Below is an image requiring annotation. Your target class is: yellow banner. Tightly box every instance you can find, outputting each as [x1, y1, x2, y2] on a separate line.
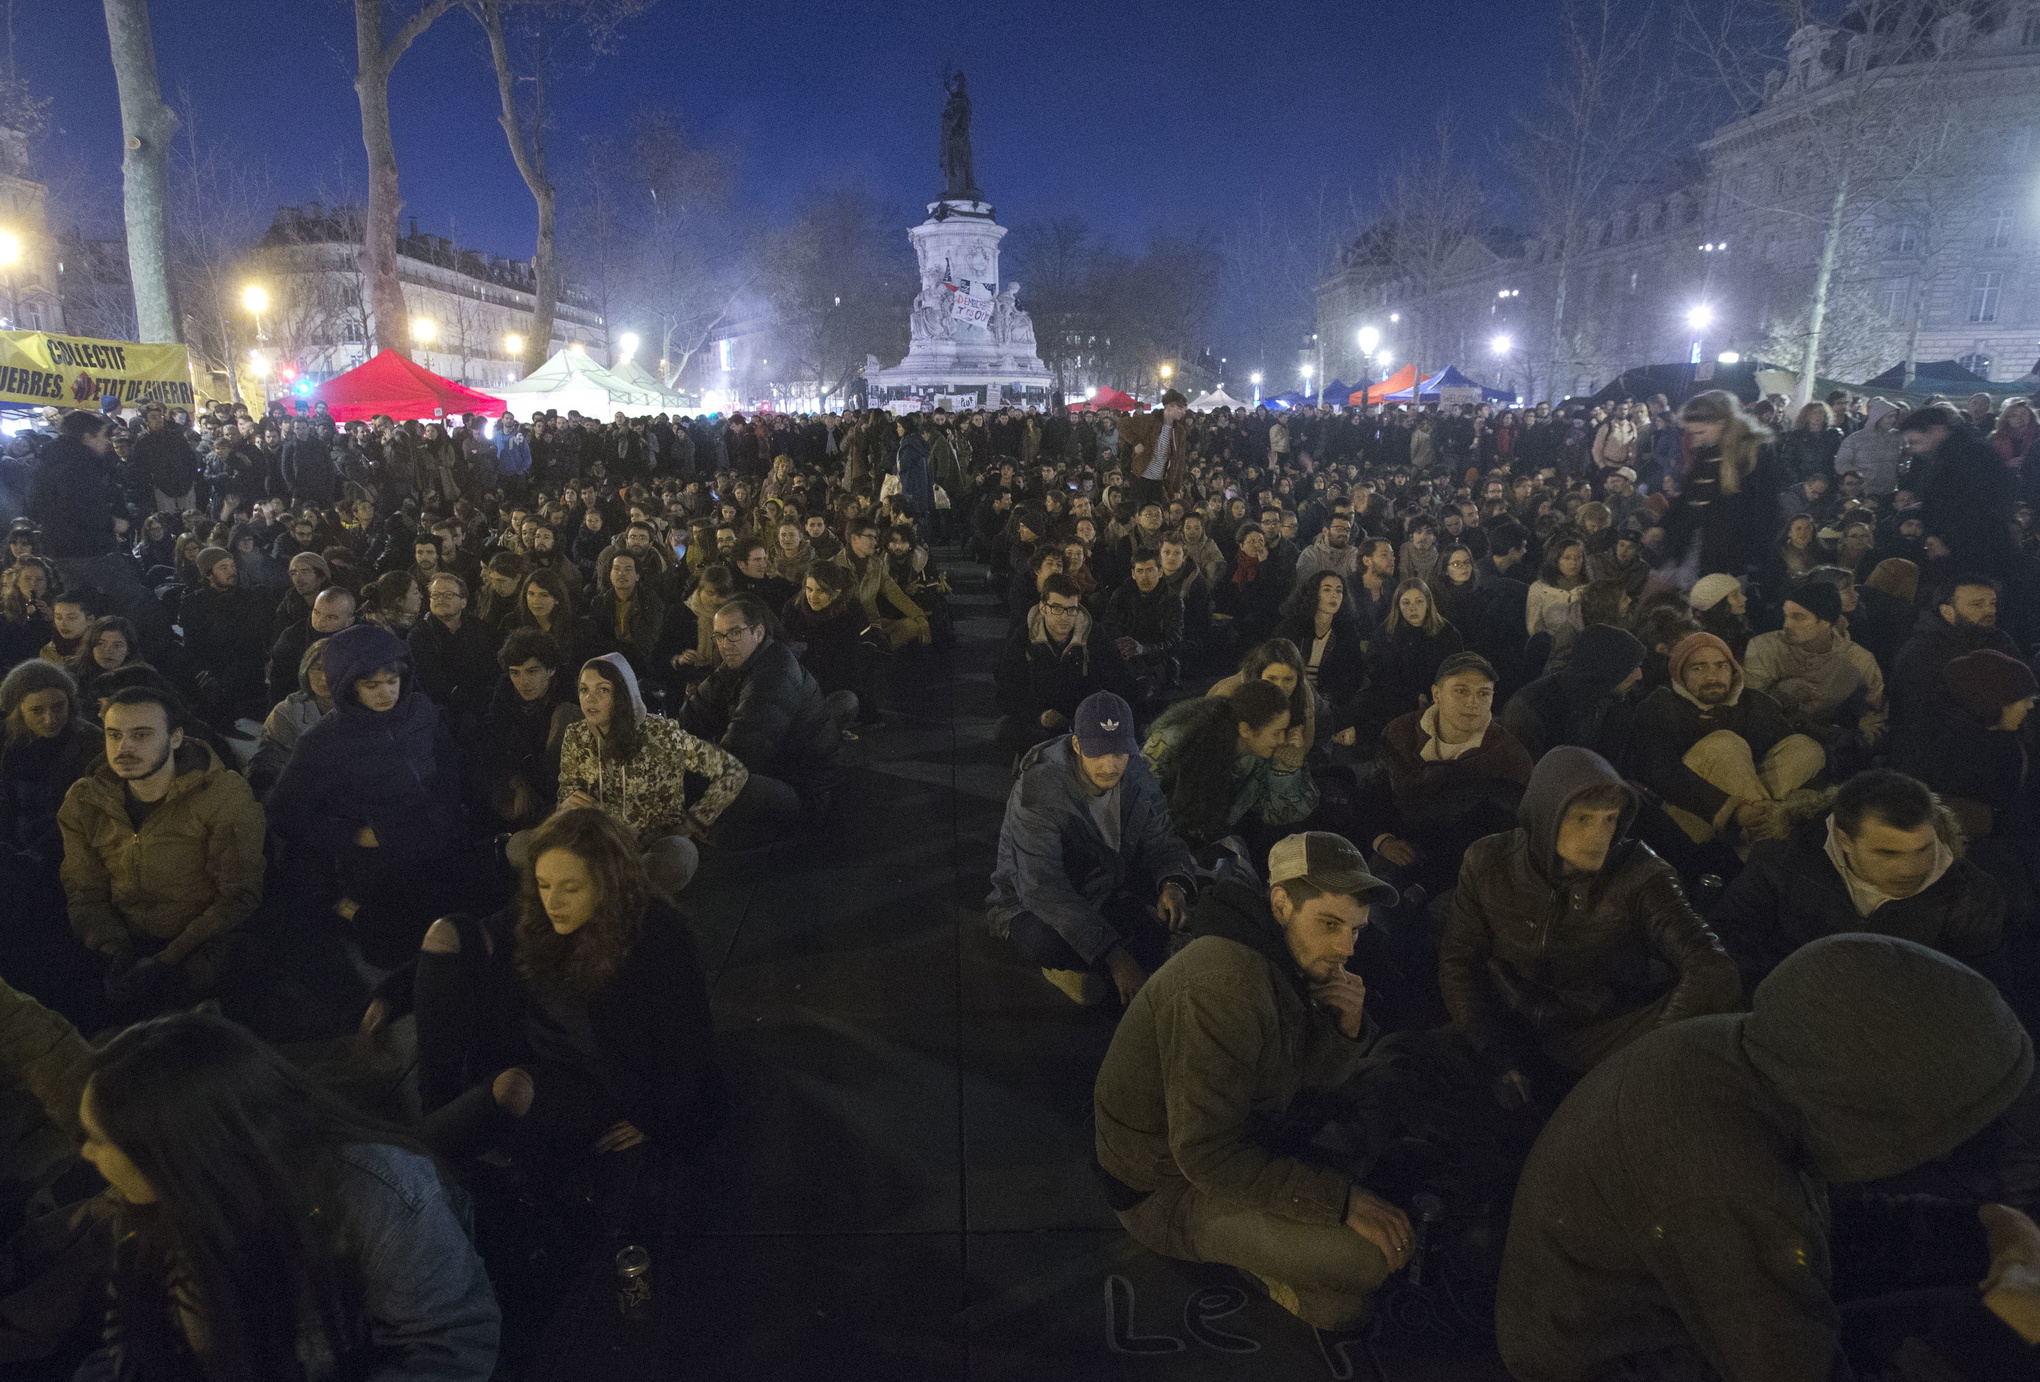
[0, 330, 194, 409]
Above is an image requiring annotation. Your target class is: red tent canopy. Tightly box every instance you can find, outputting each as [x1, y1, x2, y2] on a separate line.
[311, 350, 506, 423]
[1068, 387, 1145, 412]
[1349, 364, 1418, 405]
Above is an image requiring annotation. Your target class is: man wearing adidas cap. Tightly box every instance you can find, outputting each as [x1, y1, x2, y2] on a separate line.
[1092, 830, 1412, 1331]
[985, 691, 1197, 1007]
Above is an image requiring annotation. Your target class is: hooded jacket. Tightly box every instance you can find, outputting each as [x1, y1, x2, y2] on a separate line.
[1093, 878, 1376, 1225]
[1631, 634, 1801, 823]
[266, 622, 464, 861]
[1439, 747, 1739, 1074]
[1502, 624, 1643, 763]
[57, 740, 266, 962]
[556, 653, 748, 839]
[984, 735, 1195, 962]
[1497, 934, 2032, 1382]
[1292, 532, 1361, 584]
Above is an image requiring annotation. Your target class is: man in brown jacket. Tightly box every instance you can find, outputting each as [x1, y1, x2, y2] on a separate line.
[1115, 390, 1191, 510]
[57, 685, 266, 1014]
[1093, 832, 1412, 1331]
[1439, 745, 1739, 1113]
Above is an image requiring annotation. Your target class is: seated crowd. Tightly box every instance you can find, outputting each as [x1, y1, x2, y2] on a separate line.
[0, 384, 2038, 1376]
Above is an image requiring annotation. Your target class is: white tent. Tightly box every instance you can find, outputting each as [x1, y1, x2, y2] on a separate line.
[609, 358, 699, 410]
[493, 348, 665, 418]
[1189, 388, 1247, 411]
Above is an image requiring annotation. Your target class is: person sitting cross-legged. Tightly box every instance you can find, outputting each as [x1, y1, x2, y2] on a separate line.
[985, 691, 1196, 1008]
[1103, 548, 1184, 706]
[1092, 832, 1412, 1332]
[994, 572, 1132, 756]
[1439, 746, 1740, 1114]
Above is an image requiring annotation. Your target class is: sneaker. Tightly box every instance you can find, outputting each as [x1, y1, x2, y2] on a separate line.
[1237, 1267, 1306, 1320]
[1040, 967, 1108, 1005]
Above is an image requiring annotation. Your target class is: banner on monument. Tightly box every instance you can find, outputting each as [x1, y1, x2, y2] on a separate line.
[0, 330, 195, 409]
[943, 278, 994, 327]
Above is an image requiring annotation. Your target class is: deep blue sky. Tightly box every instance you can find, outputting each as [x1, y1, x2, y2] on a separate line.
[24, 0, 1550, 257]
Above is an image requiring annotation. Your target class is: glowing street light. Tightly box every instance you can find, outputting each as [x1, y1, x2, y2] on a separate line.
[503, 332, 523, 357]
[1159, 363, 1174, 381]
[1686, 304, 1714, 330]
[1357, 325, 1380, 354]
[1389, 312, 1401, 323]
[246, 351, 270, 379]
[1491, 333, 1513, 355]
[410, 318, 436, 345]
[241, 284, 268, 315]
[1717, 351, 1742, 364]
[617, 331, 640, 360]
[568, 340, 586, 355]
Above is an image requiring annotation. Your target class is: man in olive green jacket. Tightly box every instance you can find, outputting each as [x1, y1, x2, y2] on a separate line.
[57, 686, 265, 1010]
[1093, 832, 1413, 1331]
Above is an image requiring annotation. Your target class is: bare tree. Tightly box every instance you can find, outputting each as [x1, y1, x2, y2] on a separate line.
[167, 93, 273, 402]
[353, 0, 459, 357]
[101, 0, 178, 342]
[757, 187, 911, 407]
[1222, 182, 1362, 386]
[1005, 216, 1095, 395]
[1370, 117, 1486, 379]
[1511, 0, 1673, 408]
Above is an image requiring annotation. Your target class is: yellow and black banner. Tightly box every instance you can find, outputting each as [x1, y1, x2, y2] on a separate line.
[0, 330, 194, 409]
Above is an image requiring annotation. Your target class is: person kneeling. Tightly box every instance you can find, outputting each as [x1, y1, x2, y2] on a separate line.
[411, 808, 726, 1206]
[985, 691, 1196, 1007]
[1439, 747, 1740, 1113]
[1093, 832, 1411, 1331]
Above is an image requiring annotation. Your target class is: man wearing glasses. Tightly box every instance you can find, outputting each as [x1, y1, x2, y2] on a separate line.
[408, 573, 500, 724]
[995, 573, 1133, 756]
[682, 595, 842, 828]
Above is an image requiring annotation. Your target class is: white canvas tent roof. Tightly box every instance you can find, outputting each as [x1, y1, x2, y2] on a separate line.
[609, 358, 697, 409]
[493, 348, 665, 417]
[1189, 389, 1246, 410]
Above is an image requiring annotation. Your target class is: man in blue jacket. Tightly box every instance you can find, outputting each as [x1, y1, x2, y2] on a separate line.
[985, 691, 1196, 1007]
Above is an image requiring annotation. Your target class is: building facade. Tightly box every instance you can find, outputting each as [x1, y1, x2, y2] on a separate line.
[249, 205, 606, 389]
[0, 123, 65, 335]
[1317, 2, 2040, 401]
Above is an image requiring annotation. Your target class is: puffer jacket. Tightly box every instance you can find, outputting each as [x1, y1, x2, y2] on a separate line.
[1093, 878, 1376, 1224]
[57, 741, 266, 961]
[266, 622, 464, 862]
[679, 640, 839, 808]
[984, 735, 1195, 962]
[1439, 746, 1739, 1074]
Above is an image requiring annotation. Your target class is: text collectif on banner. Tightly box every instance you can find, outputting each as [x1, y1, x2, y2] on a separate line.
[0, 330, 195, 409]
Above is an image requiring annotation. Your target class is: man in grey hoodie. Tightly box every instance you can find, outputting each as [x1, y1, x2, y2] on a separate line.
[1499, 933, 2035, 1381]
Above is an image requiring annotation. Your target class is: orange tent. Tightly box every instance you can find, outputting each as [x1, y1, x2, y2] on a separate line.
[1349, 365, 1417, 405]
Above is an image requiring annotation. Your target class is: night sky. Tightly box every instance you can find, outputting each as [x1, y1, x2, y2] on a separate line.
[25, 0, 1548, 257]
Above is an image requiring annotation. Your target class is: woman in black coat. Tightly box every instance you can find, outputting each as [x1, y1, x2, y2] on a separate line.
[406, 807, 726, 1189]
[1356, 577, 1464, 743]
[1271, 569, 1368, 708]
[781, 563, 877, 724]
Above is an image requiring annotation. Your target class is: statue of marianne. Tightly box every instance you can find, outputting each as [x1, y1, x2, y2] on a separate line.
[939, 71, 980, 199]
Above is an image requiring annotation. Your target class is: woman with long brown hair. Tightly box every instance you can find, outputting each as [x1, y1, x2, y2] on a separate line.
[1667, 389, 1779, 583]
[407, 807, 726, 1188]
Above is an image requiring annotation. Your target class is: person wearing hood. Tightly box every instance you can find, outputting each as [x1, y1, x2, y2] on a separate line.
[1711, 769, 2005, 999]
[1890, 574, 2022, 733]
[680, 595, 840, 826]
[544, 653, 748, 898]
[1632, 631, 1826, 849]
[995, 572, 1133, 754]
[1890, 649, 2038, 841]
[985, 691, 1196, 1008]
[1092, 832, 1410, 1332]
[1502, 623, 1644, 763]
[248, 637, 336, 796]
[1439, 747, 1738, 1111]
[1497, 933, 2035, 1382]
[266, 621, 467, 965]
[1741, 579, 1887, 749]
[58, 684, 266, 1017]
[1686, 571, 1751, 661]
[1835, 396, 1905, 495]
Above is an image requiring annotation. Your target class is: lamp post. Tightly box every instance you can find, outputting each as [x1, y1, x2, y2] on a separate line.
[617, 331, 639, 368]
[1159, 361, 1173, 404]
[1356, 325, 1380, 403]
[1686, 304, 1713, 366]
[0, 230, 22, 331]
[1250, 371, 1262, 406]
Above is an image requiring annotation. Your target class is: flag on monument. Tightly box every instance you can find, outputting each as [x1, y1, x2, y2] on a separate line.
[943, 278, 994, 327]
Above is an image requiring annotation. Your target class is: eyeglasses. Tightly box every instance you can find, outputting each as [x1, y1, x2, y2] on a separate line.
[1043, 602, 1080, 615]
[711, 624, 759, 644]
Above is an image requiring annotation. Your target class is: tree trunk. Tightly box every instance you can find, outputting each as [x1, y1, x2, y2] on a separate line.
[476, 0, 555, 373]
[1545, 247, 1571, 403]
[101, 0, 179, 344]
[353, 0, 455, 360]
[1796, 174, 1850, 409]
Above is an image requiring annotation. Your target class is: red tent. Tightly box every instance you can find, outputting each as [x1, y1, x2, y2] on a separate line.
[311, 350, 506, 423]
[1349, 364, 1418, 405]
[1068, 386, 1145, 412]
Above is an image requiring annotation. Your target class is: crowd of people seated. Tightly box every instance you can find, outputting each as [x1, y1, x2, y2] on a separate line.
[985, 384, 2040, 1377]
[0, 381, 2039, 1377]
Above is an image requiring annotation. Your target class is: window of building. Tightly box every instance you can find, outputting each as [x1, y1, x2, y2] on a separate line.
[1892, 221, 1919, 254]
[1846, 36, 1867, 71]
[1882, 280, 1910, 323]
[1986, 208, 2013, 249]
[2024, 11, 2040, 46]
[1629, 270, 1639, 293]
[1958, 352, 1993, 378]
[1969, 271, 2003, 323]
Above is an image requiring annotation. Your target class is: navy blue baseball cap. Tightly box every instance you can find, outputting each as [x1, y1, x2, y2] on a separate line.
[1073, 691, 1138, 756]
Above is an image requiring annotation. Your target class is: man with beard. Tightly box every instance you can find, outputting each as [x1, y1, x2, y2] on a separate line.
[58, 685, 265, 1016]
[1632, 632, 1827, 849]
[1293, 513, 1361, 585]
[1890, 575, 2022, 732]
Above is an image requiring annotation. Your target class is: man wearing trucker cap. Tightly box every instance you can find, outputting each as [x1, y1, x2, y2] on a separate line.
[1091, 830, 1411, 1330]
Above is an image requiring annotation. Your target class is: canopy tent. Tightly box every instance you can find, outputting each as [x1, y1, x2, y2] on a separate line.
[1067, 386, 1145, 412]
[609, 358, 699, 410]
[1863, 358, 1990, 392]
[1377, 365, 1516, 404]
[1587, 360, 1818, 408]
[1264, 391, 1306, 409]
[1349, 364, 1419, 404]
[1188, 388, 1246, 410]
[311, 350, 505, 423]
[492, 348, 665, 418]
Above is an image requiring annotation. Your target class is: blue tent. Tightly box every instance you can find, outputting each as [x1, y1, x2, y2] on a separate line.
[1264, 391, 1305, 409]
[1379, 364, 1517, 404]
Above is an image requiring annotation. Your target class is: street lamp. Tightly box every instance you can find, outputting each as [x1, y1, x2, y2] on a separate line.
[246, 350, 269, 379]
[1686, 304, 1714, 331]
[1717, 351, 1742, 364]
[1250, 371, 1262, 405]
[1357, 325, 1380, 355]
[0, 230, 22, 329]
[1491, 334, 1513, 355]
[503, 332, 523, 358]
[617, 331, 640, 362]
[410, 318, 436, 346]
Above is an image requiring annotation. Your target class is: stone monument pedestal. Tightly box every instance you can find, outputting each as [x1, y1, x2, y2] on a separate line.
[869, 197, 1052, 411]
